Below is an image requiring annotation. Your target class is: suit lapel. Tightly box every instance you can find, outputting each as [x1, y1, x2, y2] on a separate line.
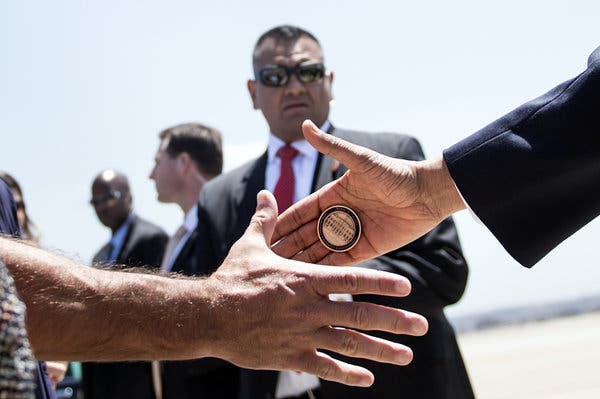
[234, 151, 268, 231]
[117, 216, 137, 263]
[170, 229, 198, 275]
[234, 130, 343, 225]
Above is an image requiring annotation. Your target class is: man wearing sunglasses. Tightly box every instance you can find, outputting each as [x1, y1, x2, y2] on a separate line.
[195, 25, 473, 399]
[83, 169, 168, 399]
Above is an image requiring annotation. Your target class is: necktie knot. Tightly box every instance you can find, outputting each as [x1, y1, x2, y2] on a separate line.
[160, 225, 188, 273]
[277, 145, 299, 162]
[174, 225, 188, 240]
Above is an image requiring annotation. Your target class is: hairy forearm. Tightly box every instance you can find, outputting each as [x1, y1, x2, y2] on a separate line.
[0, 237, 218, 361]
[417, 156, 466, 220]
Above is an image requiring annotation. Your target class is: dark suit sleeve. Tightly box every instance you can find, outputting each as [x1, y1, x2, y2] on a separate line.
[356, 136, 468, 314]
[444, 58, 600, 267]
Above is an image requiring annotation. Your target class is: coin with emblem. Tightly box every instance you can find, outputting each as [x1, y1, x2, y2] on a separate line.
[317, 205, 361, 252]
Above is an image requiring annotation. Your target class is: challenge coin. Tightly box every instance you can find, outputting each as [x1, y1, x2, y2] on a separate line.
[317, 205, 361, 252]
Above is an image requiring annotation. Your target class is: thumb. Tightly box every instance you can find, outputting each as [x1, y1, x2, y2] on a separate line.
[245, 190, 278, 246]
[302, 119, 374, 174]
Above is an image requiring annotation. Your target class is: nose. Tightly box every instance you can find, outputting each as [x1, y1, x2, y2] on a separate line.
[283, 73, 306, 96]
[149, 166, 156, 180]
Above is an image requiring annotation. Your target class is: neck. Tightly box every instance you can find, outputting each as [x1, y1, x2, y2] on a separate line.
[179, 195, 197, 215]
[175, 170, 206, 215]
[110, 213, 130, 235]
[178, 179, 205, 215]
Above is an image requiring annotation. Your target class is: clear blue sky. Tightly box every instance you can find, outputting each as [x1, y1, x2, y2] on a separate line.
[2, 0, 599, 317]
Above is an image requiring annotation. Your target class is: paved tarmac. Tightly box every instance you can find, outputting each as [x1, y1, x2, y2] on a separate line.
[458, 311, 600, 398]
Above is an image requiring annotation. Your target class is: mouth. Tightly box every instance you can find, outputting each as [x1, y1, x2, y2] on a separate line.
[282, 102, 309, 112]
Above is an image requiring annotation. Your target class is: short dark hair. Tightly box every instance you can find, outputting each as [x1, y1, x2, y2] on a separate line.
[159, 123, 223, 179]
[252, 25, 322, 71]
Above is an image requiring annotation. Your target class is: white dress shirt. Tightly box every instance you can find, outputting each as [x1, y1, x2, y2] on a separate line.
[265, 124, 325, 206]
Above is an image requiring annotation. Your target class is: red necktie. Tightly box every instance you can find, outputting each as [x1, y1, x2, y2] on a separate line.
[274, 144, 299, 213]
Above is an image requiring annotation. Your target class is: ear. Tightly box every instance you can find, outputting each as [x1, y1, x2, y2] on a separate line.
[177, 152, 192, 174]
[125, 191, 133, 207]
[247, 79, 259, 110]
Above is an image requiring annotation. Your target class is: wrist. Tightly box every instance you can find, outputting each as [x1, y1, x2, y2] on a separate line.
[194, 272, 245, 364]
[417, 156, 466, 220]
[153, 277, 221, 360]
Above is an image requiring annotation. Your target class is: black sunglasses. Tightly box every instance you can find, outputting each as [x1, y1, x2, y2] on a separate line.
[257, 62, 325, 87]
[90, 190, 122, 206]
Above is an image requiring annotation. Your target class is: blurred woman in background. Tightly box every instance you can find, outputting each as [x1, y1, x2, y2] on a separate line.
[0, 171, 68, 389]
[0, 172, 41, 243]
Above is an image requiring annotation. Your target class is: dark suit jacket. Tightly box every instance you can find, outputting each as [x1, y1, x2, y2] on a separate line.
[82, 216, 167, 399]
[444, 46, 600, 267]
[161, 228, 241, 399]
[197, 127, 474, 399]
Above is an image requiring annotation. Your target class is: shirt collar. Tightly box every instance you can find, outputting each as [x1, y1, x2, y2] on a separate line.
[267, 120, 330, 163]
[110, 212, 135, 245]
[183, 203, 198, 232]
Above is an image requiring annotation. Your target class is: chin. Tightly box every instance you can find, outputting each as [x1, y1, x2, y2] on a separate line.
[157, 194, 173, 204]
[100, 220, 114, 229]
[279, 131, 305, 143]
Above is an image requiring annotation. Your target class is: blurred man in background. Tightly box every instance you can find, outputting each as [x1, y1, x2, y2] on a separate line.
[148, 122, 225, 399]
[82, 169, 168, 399]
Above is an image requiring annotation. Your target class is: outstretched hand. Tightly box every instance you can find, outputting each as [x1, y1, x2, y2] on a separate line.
[272, 120, 465, 266]
[207, 190, 428, 387]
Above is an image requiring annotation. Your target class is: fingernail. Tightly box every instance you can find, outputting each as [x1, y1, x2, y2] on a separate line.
[331, 160, 340, 173]
[412, 316, 428, 335]
[395, 279, 411, 295]
[256, 190, 273, 209]
[395, 347, 413, 365]
[358, 374, 374, 387]
[304, 119, 316, 130]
